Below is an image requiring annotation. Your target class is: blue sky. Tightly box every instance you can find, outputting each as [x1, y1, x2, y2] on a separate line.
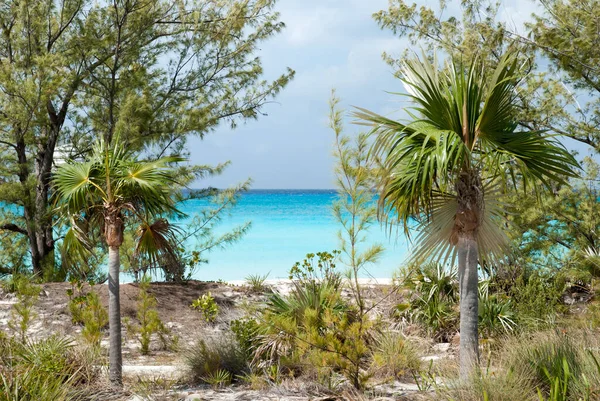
[189, 0, 595, 190]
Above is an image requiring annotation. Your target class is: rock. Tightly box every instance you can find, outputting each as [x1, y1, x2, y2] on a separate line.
[432, 342, 450, 353]
[185, 394, 204, 401]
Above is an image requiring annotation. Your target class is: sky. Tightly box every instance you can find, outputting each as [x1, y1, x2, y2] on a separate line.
[188, 0, 596, 190]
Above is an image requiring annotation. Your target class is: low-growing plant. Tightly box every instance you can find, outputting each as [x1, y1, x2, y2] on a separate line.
[245, 272, 270, 293]
[509, 271, 565, 330]
[396, 264, 459, 341]
[66, 280, 108, 347]
[230, 317, 261, 362]
[371, 331, 421, 380]
[202, 369, 232, 389]
[8, 276, 40, 341]
[478, 292, 517, 339]
[288, 250, 342, 289]
[503, 330, 600, 400]
[256, 251, 373, 389]
[0, 335, 101, 401]
[126, 275, 173, 355]
[191, 292, 219, 323]
[185, 335, 248, 384]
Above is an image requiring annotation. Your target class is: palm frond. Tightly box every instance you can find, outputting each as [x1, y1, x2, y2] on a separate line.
[135, 219, 181, 273]
[409, 181, 510, 265]
[53, 161, 105, 212]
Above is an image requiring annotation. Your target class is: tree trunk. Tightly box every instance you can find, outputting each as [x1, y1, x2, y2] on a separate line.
[453, 171, 483, 381]
[108, 245, 123, 386]
[457, 233, 479, 380]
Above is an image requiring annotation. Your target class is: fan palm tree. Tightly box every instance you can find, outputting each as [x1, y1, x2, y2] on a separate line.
[354, 52, 579, 379]
[53, 138, 184, 386]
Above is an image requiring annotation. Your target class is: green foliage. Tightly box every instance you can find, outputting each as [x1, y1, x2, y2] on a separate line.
[202, 369, 232, 389]
[257, 252, 372, 389]
[288, 251, 342, 289]
[509, 271, 565, 329]
[371, 0, 596, 153]
[230, 318, 261, 362]
[0, 336, 100, 401]
[191, 292, 219, 323]
[0, 0, 293, 278]
[478, 294, 516, 338]
[397, 264, 459, 341]
[505, 331, 600, 400]
[370, 331, 421, 380]
[185, 336, 248, 384]
[329, 90, 385, 313]
[7, 276, 40, 342]
[244, 272, 270, 293]
[125, 276, 172, 355]
[66, 280, 108, 347]
[530, 0, 600, 151]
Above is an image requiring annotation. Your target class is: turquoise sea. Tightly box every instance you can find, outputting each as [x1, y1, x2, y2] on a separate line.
[175, 190, 410, 281]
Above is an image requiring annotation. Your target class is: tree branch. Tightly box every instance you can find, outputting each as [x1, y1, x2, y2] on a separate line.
[0, 223, 28, 236]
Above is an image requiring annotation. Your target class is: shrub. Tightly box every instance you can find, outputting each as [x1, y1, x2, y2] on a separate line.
[230, 317, 261, 362]
[503, 330, 600, 400]
[478, 293, 517, 339]
[0, 335, 100, 401]
[256, 252, 373, 389]
[244, 272, 270, 293]
[509, 271, 564, 329]
[191, 292, 219, 323]
[66, 280, 108, 347]
[396, 264, 459, 341]
[370, 331, 421, 380]
[185, 335, 248, 384]
[7, 276, 40, 341]
[125, 276, 173, 355]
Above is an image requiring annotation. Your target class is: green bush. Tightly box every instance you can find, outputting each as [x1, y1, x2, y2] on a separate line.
[509, 271, 565, 329]
[191, 292, 219, 323]
[244, 273, 270, 293]
[504, 331, 600, 400]
[125, 276, 173, 354]
[66, 281, 108, 347]
[185, 336, 248, 384]
[396, 264, 459, 341]
[478, 293, 517, 338]
[370, 331, 421, 380]
[0, 336, 100, 401]
[7, 276, 40, 341]
[230, 317, 261, 362]
[255, 251, 373, 389]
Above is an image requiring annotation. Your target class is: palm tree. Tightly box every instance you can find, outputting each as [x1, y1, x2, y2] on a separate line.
[54, 138, 184, 386]
[354, 52, 579, 379]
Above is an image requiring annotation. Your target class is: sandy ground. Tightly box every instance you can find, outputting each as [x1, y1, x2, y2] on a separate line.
[0, 279, 446, 400]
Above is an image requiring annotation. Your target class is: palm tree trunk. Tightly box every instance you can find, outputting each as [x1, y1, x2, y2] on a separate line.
[108, 245, 123, 386]
[457, 232, 479, 380]
[454, 171, 482, 381]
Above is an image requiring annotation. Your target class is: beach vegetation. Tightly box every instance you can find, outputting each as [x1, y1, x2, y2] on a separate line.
[8, 276, 40, 342]
[66, 280, 108, 347]
[0, 335, 101, 401]
[185, 335, 248, 385]
[355, 51, 580, 379]
[0, 0, 293, 280]
[124, 275, 171, 355]
[191, 292, 220, 323]
[245, 272, 270, 293]
[53, 137, 184, 386]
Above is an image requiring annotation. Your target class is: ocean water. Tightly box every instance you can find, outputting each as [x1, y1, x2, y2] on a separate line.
[177, 190, 410, 281]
